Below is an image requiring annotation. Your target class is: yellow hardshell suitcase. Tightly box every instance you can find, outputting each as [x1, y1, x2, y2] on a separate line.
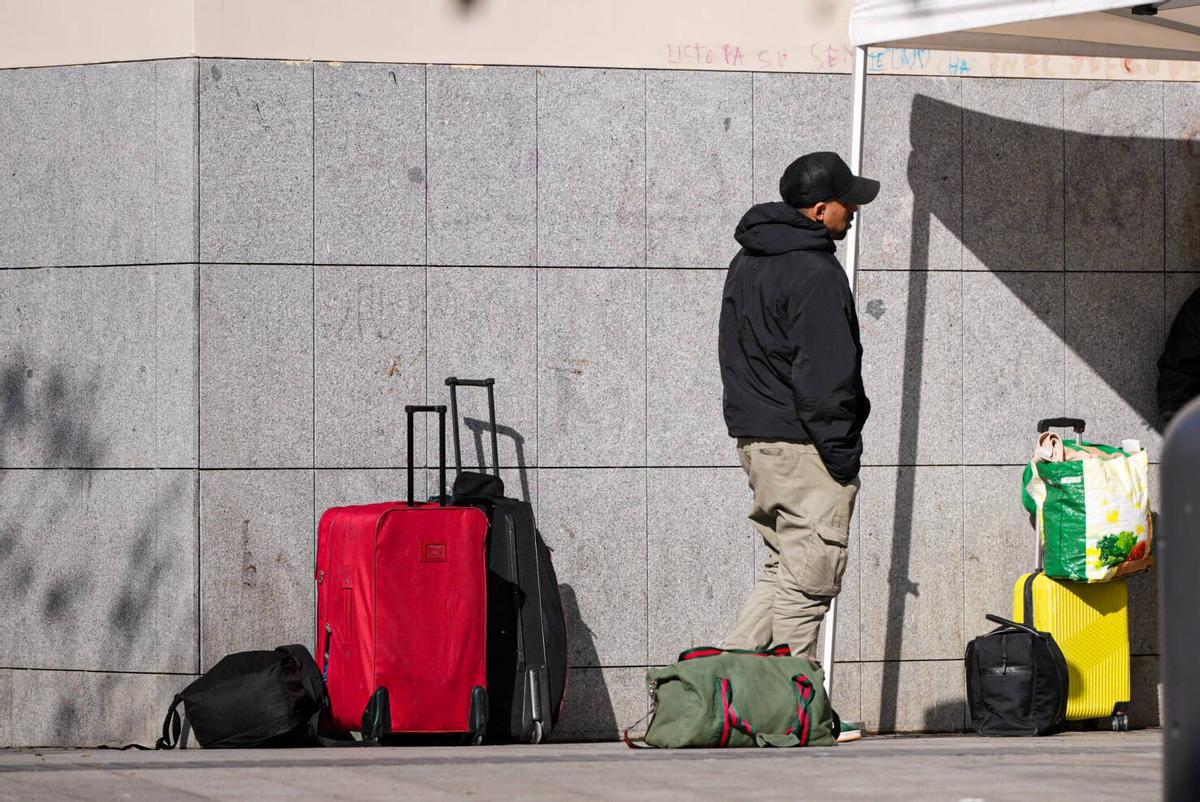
[1013, 571, 1130, 729]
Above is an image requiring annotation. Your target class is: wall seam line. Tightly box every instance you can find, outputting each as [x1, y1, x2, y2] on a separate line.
[643, 68, 651, 675]
[311, 60, 318, 644]
[194, 55, 202, 675]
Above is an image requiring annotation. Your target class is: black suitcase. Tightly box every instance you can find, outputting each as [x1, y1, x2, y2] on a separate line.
[444, 377, 568, 744]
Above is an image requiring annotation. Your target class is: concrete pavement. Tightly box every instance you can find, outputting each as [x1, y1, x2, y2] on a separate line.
[0, 730, 1160, 801]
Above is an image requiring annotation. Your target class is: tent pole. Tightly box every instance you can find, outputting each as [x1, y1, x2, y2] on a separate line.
[822, 44, 868, 705]
[844, 44, 868, 295]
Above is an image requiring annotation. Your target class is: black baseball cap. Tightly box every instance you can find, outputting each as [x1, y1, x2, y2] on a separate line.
[779, 152, 879, 208]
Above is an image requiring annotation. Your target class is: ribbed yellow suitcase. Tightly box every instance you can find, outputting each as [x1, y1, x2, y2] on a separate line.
[1013, 571, 1130, 729]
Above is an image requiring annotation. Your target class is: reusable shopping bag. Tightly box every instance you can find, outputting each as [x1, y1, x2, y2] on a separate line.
[1022, 438, 1153, 583]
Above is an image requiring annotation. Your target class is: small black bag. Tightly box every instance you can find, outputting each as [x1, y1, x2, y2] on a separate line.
[965, 614, 1068, 736]
[158, 644, 328, 749]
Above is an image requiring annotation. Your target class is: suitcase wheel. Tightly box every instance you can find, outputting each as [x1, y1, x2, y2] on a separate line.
[468, 686, 489, 746]
[1111, 713, 1130, 732]
[529, 721, 544, 745]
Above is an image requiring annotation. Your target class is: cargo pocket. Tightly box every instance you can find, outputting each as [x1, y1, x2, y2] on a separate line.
[798, 522, 849, 598]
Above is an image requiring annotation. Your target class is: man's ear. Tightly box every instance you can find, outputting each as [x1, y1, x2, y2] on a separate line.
[811, 201, 828, 221]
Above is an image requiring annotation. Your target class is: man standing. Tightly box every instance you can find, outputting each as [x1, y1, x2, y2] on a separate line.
[718, 152, 876, 663]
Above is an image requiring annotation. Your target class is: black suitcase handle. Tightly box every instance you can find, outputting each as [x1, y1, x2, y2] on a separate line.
[445, 377, 500, 478]
[405, 404, 448, 506]
[1037, 417, 1085, 435]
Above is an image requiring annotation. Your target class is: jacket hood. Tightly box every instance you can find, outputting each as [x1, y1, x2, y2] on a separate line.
[734, 202, 836, 256]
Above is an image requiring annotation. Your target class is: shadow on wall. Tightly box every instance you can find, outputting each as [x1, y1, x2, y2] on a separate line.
[0, 350, 190, 743]
[1, 356, 107, 468]
[554, 583, 618, 740]
[462, 416, 533, 502]
[869, 94, 1184, 733]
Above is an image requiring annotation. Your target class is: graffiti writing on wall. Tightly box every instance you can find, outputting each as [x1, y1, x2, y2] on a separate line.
[665, 43, 791, 69]
[663, 41, 973, 75]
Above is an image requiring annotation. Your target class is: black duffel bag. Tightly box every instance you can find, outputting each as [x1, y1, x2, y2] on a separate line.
[965, 614, 1068, 736]
[158, 644, 328, 749]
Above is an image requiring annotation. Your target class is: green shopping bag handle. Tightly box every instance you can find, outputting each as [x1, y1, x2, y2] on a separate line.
[1037, 418, 1085, 435]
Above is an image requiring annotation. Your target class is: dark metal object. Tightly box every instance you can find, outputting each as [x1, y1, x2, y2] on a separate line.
[1161, 398, 1200, 801]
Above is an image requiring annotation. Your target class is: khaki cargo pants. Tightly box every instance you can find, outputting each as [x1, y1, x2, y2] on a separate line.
[723, 438, 859, 661]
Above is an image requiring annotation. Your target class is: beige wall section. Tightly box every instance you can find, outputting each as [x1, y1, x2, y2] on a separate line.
[0, 0, 194, 68]
[5, 0, 1200, 79]
[194, 0, 851, 73]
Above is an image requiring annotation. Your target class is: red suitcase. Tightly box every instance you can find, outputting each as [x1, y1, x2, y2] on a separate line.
[316, 405, 490, 741]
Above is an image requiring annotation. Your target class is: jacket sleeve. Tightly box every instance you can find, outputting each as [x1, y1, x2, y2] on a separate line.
[785, 269, 865, 484]
[1158, 288, 1200, 428]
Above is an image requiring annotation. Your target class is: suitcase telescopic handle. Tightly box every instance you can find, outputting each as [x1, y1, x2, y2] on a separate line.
[405, 405, 448, 507]
[1037, 417, 1085, 435]
[444, 377, 501, 478]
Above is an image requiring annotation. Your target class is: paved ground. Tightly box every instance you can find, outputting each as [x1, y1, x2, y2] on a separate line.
[0, 730, 1160, 801]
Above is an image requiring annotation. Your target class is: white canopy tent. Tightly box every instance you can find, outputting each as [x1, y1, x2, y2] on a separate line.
[841, 0, 1200, 294]
[822, 1, 1200, 730]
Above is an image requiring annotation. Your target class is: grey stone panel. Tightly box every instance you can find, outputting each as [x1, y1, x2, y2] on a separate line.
[858, 466, 964, 661]
[537, 469, 647, 667]
[199, 470, 314, 670]
[316, 469, 425, 516]
[537, 68, 645, 267]
[859, 76, 962, 271]
[547, 667, 648, 742]
[0, 264, 197, 468]
[1129, 655, 1161, 729]
[1064, 273, 1164, 455]
[646, 70, 751, 268]
[199, 264, 313, 468]
[199, 59, 313, 264]
[1064, 81, 1163, 272]
[752, 72, 851, 204]
[1165, 83, 1200, 272]
[962, 79, 1064, 272]
[962, 272, 1067, 464]
[828, 662, 863, 726]
[646, 468, 755, 665]
[860, 660, 966, 733]
[857, 271, 963, 466]
[538, 269, 646, 467]
[426, 66, 536, 266]
[0, 469, 196, 673]
[0, 670, 9, 747]
[963, 466, 1039, 634]
[7, 669, 190, 748]
[0, 59, 197, 268]
[314, 265, 426, 468]
[314, 62, 426, 266]
[646, 270, 734, 467]
[426, 267, 537, 469]
[1128, 571, 1159, 658]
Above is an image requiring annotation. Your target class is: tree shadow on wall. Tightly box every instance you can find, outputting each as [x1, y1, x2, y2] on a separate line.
[0, 350, 193, 745]
[867, 93, 1189, 733]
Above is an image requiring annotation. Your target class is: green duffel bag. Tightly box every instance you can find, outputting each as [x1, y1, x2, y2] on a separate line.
[639, 646, 836, 748]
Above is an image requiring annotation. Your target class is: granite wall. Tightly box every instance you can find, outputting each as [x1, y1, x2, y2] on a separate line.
[0, 57, 1182, 745]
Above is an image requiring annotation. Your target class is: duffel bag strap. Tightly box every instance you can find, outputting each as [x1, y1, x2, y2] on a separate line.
[985, 612, 1045, 639]
[155, 694, 191, 750]
[717, 673, 815, 748]
[678, 644, 792, 661]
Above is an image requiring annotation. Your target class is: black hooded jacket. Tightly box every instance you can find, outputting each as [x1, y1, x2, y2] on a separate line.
[718, 202, 870, 484]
